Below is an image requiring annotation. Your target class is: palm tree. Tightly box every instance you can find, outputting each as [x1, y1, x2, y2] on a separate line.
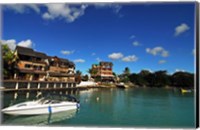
[75, 70, 82, 84]
[123, 67, 131, 76]
[120, 67, 131, 83]
[2, 44, 18, 79]
[88, 68, 98, 77]
[76, 70, 82, 76]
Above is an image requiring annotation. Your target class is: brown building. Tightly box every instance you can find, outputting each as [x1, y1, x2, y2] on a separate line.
[13, 46, 75, 82]
[90, 61, 115, 82]
[46, 56, 75, 82]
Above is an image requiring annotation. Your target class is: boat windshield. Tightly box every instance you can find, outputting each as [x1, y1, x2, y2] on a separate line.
[17, 104, 27, 107]
[37, 94, 78, 104]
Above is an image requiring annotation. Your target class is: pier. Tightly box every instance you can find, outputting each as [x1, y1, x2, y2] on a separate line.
[1, 80, 105, 100]
[1, 80, 107, 92]
[1, 80, 77, 92]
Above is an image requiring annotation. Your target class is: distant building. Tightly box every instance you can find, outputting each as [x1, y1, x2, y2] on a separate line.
[90, 61, 115, 82]
[12, 46, 75, 82]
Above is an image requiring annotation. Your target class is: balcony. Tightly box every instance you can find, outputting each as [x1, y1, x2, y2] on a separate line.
[17, 60, 46, 72]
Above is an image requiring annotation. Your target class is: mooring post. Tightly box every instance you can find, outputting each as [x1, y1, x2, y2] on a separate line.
[14, 92, 18, 100]
[15, 82, 19, 90]
[60, 83, 63, 89]
[46, 83, 49, 89]
[54, 83, 56, 89]
[37, 83, 41, 89]
[26, 92, 30, 99]
[27, 82, 31, 90]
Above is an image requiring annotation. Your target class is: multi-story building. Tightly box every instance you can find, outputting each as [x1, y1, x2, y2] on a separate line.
[90, 61, 115, 82]
[12, 46, 75, 82]
[47, 56, 75, 82]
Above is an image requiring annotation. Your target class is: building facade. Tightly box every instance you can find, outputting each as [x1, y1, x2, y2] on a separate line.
[90, 61, 115, 82]
[12, 46, 75, 82]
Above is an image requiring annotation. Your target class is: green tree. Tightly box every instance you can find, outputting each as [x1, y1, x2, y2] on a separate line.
[139, 70, 151, 76]
[75, 70, 82, 83]
[123, 67, 131, 76]
[76, 70, 82, 75]
[1, 44, 17, 79]
[145, 73, 156, 87]
[171, 72, 194, 88]
[88, 68, 98, 76]
[139, 70, 152, 86]
[119, 67, 131, 83]
[153, 70, 171, 87]
[112, 72, 116, 77]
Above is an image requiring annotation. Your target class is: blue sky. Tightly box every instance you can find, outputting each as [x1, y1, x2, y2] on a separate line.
[1, 2, 196, 75]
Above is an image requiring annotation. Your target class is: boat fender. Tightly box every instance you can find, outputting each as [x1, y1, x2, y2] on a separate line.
[77, 103, 80, 109]
[48, 106, 52, 113]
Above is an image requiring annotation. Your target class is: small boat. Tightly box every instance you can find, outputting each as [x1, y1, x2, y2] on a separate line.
[181, 88, 192, 93]
[2, 93, 80, 116]
[116, 82, 129, 89]
[76, 81, 97, 87]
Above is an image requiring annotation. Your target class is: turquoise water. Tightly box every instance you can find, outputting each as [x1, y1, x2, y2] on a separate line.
[2, 87, 195, 128]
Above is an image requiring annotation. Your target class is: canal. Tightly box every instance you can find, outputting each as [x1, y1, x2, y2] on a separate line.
[1, 87, 195, 128]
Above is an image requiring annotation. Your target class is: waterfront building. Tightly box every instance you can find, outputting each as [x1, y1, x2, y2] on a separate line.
[13, 46, 47, 81]
[90, 61, 115, 82]
[47, 56, 75, 82]
[12, 46, 75, 82]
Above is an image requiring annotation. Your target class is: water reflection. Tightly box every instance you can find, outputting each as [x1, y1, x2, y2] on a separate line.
[3, 109, 77, 125]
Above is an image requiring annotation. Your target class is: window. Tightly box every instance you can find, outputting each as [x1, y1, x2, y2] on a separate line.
[25, 64, 32, 68]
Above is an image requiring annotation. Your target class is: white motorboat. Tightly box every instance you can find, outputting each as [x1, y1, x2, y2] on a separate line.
[2, 93, 80, 116]
[77, 81, 98, 87]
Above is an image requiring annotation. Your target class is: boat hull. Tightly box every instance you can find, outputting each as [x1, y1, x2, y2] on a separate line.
[2, 102, 79, 116]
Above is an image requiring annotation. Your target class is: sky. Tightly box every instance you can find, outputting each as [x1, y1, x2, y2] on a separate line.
[1, 2, 196, 75]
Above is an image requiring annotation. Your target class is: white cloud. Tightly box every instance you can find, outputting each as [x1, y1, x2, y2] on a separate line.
[1, 39, 33, 50]
[96, 57, 102, 62]
[91, 53, 96, 56]
[158, 60, 166, 64]
[174, 23, 190, 36]
[112, 5, 122, 14]
[129, 35, 135, 39]
[5, 4, 40, 14]
[74, 59, 85, 63]
[61, 50, 74, 55]
[108, 52, 124, 60]
[132, 41, 141, 46]
[42, 4, 88, 23]
[42, 12, 54, 20]
[94, 3, 122, 14]
[1, 39, 17, 50]
[122, 55, 138, 62]
[175, 69, 185, 72]
[5, 4, 87, 23]
[161, 50, 169, 57]
[146, 46, 169, 57]
[18, 39, 33, 48]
